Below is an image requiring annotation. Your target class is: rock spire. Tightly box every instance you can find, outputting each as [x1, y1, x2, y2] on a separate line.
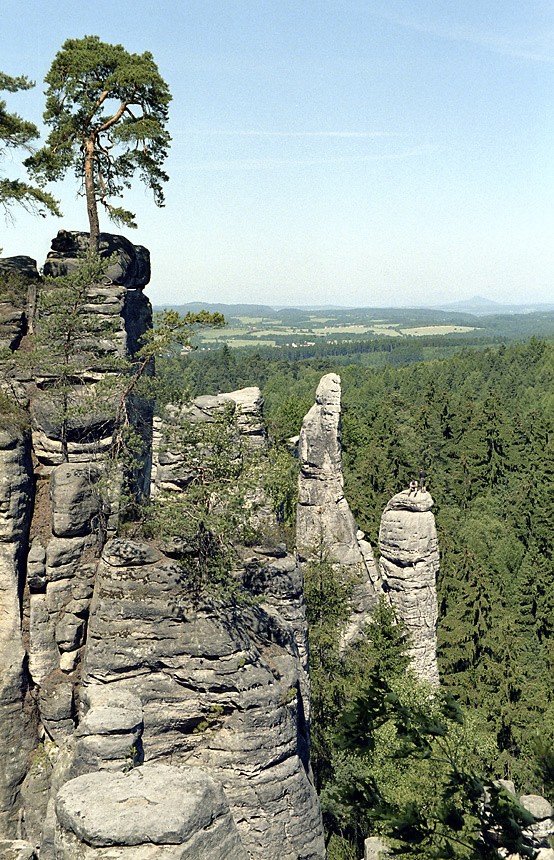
[297, 373, 440, 684]
[378, 490, 440, 686]
[296, 372, 383, 647]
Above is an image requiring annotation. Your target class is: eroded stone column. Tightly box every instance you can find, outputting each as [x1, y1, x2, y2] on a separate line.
[296, 373, 383, 648]
[379, 490, 440, 686]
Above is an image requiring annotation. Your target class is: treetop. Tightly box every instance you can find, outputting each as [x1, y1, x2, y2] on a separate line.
[25, 35, 172, 247]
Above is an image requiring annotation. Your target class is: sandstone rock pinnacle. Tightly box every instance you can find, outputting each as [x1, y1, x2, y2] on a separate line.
[297, 374, 441, 686]
[296, 373, 383, 648]
[379, 489, 440, 686]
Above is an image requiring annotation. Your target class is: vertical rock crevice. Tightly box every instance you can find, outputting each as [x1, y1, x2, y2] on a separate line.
[0, 426, 36, 837]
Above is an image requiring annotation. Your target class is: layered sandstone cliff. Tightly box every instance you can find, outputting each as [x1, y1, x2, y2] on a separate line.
[0, 234, 325, 860]
[0, 238, 443, 859]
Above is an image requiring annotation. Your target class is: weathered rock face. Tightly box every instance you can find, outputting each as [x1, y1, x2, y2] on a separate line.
[0, 234, 155, 846]
[378, 490, 440, 686]
[0, 426, 35, 836]
[241, 543, 311, 728]
[0, 256, 40, 350]
[0, 840, 38, 859]
[296, 372, 382, 647]
[0, 240, 326, 860]
[151, 385, 311, 728]
[78, 537, 324, 860]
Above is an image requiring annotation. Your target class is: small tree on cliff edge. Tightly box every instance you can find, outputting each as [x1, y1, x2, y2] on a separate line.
[25, 36, 171, 251]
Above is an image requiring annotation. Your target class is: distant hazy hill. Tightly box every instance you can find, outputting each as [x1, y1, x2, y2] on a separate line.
[154, 298, 554, 318]
[154, 302, 279, 317]
[430, 295, 554, 316]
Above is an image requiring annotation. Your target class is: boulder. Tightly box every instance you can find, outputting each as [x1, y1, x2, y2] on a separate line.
[365, 836, 391, 858]
[520, 795, 554, 820]
[43, 231, 150, 289]
[54, 764, 247, 859]
[520, 794, 554, 847]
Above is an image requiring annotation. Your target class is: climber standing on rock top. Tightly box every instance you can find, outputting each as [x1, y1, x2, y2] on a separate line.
[418, 468, 427, 492]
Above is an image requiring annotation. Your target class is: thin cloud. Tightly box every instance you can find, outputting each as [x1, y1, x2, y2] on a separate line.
[174, 130, 405, 138]
[373, 9, 554, 64]
[179, 144, 439, 171]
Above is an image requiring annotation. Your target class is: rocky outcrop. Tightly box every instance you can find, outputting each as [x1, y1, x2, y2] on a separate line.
[486, 782, 554, 859]
[151, 386, 268, 497]
[42, 231, 150, 290]
[151, 386, 311, 728]
[378, 490, 440, 686]
[297, 373, 441, 686]
[0, 237, 326, 860]
[74, 537, 324, 860]
[296, 373, 382, 647]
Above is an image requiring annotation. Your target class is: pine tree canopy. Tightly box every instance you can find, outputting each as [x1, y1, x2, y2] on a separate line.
[0, 72, 61, 221]
[25, 36, 171, 250]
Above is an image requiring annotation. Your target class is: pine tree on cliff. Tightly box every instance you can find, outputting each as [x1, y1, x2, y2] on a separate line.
[25, 36, 171, 251]
[0, 72, 61, 222]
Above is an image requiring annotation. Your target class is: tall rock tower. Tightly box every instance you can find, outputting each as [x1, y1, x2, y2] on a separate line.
[379, 491, 440, 686]
[296, 373, 383, 646]
[297, 373, 440, 685]
[0, 231, 153, 841]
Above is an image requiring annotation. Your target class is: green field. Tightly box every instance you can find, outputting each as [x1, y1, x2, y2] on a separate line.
[155, 301, 554, 351]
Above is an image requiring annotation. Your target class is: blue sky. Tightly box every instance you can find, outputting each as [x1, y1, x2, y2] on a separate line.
[2, 0, 553, 307]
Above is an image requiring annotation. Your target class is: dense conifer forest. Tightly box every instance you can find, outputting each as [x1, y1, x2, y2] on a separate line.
[159, 335, 554, 858]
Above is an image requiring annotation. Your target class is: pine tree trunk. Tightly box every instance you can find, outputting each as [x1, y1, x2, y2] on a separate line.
[84, 138, 100, 252]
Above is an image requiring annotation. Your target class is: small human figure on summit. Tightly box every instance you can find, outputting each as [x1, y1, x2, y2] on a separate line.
[418, 468, 427, 492]
[408, 478, 418, 495]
